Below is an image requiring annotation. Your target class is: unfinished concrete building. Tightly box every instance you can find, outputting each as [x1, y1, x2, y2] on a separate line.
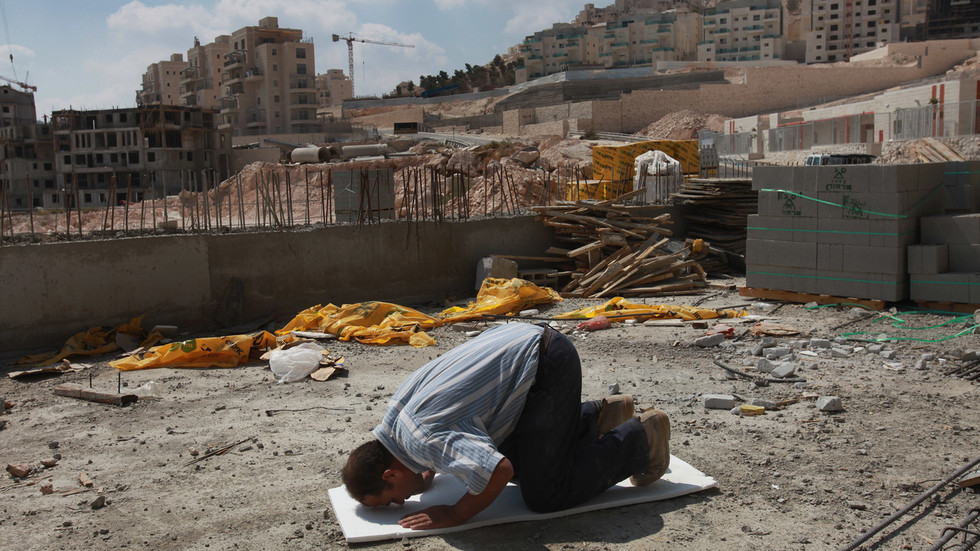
[182, 35, 231, 110]
[218, 16, 318, 136]
[0, 85, 55, 210]
[51, 105, 231, 208]
[316, 69, 353, 107]
[136, 54, 186, 107]
[803, 0, 902, 63]
[698, 0, 785, 62]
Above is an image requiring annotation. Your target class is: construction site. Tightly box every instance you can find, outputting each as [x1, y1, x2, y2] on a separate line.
[3, 3, 980, 549]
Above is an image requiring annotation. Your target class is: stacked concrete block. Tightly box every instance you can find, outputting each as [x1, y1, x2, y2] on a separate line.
[910, 210, 980, 305]
[747, 163, 947, 302]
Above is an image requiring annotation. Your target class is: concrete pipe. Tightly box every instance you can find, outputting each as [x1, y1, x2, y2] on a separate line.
[341, 143, 390, 160]
[290, 146, 331, 163]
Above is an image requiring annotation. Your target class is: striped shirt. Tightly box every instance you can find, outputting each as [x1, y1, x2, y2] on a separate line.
[374, 323, 543, 495]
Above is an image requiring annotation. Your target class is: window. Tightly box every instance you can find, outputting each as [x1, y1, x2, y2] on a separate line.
[274, 95, 280, 103]
[147, 152, 155, 162]
[273, 64, 277, 71]
[297, 48, 306, 59]
[297, 64, 307, 75]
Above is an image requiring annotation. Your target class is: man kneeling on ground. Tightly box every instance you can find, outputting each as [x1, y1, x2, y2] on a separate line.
[342, 322, 671, 530]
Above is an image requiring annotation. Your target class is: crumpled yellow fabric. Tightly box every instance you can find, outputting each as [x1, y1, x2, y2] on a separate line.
[554, 297, 745, 321]
[440, 278, 562, 322]
[276, 301, 441, 347]
[110, 331, 277, 371]
[17, 317, 148, 367]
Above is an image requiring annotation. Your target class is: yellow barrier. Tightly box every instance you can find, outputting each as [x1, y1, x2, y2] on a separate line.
[592, 140, 699, 195]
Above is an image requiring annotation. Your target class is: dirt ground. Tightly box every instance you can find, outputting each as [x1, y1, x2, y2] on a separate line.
[1, 279, 979, 551]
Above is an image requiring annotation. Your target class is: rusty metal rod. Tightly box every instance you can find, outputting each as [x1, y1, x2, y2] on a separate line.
[841, 455, 980, 551]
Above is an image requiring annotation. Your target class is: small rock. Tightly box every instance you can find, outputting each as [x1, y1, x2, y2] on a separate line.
[771, 362, 797, 378]
[730, 406, 742, 416]
[847, 501, 867, 510]
[962, 350, 979, 362]
[831, 347, 851, 359]
[804, 302, 818, 309]
[867, 344, 884, 354]
[694, 333, 725, 347]
[47, 442, 60, 450]
[608, 383, 621, 395]
[764, 347, 792, 360]
[793, 382, 809, 389]
[880, 350, 897, 360]
[465, 331, 482, 338]
[40, 483, 54, 495]
[921, 353, 935, 361]
[703, 394, 737, 410]
[40, 458, 58, 468]
[6, 463, 30, 478]
[816, 396, 843, 412]
[915, 358, 929, 370]
[519, 309, 539, 317]
[90, 495, 107, 510]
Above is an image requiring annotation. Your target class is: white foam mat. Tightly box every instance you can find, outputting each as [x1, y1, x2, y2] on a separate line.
[328, 454, 717, 543]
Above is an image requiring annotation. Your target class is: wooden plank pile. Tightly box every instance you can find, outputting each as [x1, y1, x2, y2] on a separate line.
[527, 191, 713, 298]
[916, 137, 965, 162]
[670, 177, 757, 272]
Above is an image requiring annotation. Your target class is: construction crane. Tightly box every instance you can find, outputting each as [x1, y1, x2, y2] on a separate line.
[332, 32, 414, 97]
[0, 74, 35, 92]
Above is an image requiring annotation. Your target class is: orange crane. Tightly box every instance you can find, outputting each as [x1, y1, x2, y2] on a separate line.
[332, 32, 414, 97]
[0, 73, 35, 92]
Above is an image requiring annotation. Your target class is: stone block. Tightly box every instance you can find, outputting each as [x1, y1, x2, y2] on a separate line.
[703, 394, 737, 410]
[475, 256, 518, 290]
[907, 244, 949, 275]
[694, 333, 725, 347]
[770, 362, 797, 378]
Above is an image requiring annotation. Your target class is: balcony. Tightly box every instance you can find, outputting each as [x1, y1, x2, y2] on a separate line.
[288, 76, 315, 91]
[223, 50, 245, 68]
[180, 66, 199, 82]
[219, 96, 239, 111]
[225, 82, 245, 96]
[245, 108, 266, 127]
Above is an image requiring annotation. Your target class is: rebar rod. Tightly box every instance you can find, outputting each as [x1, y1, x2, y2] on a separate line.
[841, 455, 980, 551]
[927, 508, 980, 551]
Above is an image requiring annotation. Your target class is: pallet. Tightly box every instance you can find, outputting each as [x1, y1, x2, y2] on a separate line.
[739, 286, 886, 310]
[914, 301, 980, 315]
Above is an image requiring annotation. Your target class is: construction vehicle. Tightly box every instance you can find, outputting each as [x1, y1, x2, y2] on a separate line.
[331, 33, 414, 97]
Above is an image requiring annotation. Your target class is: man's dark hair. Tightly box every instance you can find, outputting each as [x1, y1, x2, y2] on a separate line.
[342, 439, 394, 502]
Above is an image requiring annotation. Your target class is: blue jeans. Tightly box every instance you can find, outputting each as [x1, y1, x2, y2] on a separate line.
[499, 326, 650, 513]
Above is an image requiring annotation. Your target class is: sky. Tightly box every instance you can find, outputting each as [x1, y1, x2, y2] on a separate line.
[0, 0, 588, 119]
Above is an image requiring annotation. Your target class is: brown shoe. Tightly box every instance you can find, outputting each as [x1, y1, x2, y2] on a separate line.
[630, 409, 671, 486]
[597, 395, 634, 435]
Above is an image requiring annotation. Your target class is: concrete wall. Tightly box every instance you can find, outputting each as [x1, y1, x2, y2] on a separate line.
[348, 106, 425, 129]
[231, 147, 281, 173]
[0, 217, 554, 354]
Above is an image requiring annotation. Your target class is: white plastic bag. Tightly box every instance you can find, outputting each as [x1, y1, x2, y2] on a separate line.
[269, 342, 322, 383]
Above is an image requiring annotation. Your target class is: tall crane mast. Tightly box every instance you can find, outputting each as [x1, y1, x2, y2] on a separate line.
[331, 32, 414, 97]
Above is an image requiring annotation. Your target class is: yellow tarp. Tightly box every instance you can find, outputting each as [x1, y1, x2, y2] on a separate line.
[276, 301, 442, 347]
[440, 278, 562, 322]
[110, 331, 277, 371]
[17, 317, 148, 367]
[591, 140, 699, 199]
[553, 297, 745, 321]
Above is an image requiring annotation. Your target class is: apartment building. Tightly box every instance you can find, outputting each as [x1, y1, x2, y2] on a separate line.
[316, 69, 353, 107]
[803, 0, 902, 63]
[521, 24, 591, 78]
[575, 1, 698, 25]
[50, 105, 231, 208]
[520, 11, 700, 78]
[926, 0, 980, 40]
[182, 35, 231, 110]
[136, 54, 186, 107]
[0, 85, 55, 211]
[698, 0, 785, 62]
[219, 16, 317, 136]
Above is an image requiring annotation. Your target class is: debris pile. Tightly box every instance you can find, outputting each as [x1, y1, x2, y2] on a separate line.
[634, 109, 726, 141]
